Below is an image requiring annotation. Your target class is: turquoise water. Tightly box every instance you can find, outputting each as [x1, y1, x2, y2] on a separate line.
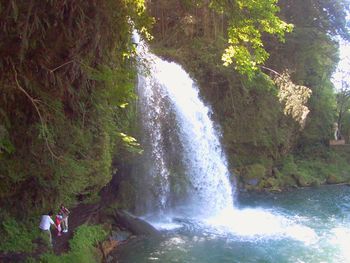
[114, 185, 350, 262]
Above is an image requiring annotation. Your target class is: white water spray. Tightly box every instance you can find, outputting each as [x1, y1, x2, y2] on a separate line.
[134, 34, 326, 251]
[136, 36, 234, 215]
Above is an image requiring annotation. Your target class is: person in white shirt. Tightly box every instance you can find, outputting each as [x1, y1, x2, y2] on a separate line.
[39, 211, 56, 246]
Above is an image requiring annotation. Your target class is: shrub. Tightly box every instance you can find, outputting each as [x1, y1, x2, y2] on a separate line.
[0, 217, 37, 253]
[41, 224, 107, 263]
[280, 155, 298, 177]
[245, 163, 266, 180]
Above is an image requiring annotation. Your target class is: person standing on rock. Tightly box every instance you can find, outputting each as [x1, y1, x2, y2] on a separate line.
[39, 210, 57, 246]
[59, 204, 70, 233]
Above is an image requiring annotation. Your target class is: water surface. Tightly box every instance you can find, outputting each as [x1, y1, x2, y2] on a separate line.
[114, 185, 350, 263]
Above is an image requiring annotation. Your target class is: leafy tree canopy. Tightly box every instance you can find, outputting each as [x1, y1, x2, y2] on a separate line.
[280, 0, 350, 40]
[210, 0, 293, 78]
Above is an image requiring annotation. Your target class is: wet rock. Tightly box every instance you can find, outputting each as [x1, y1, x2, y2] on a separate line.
[246, 178, 259, 186]
[114, 210, 161, 237]
[111, 230, 132, 242]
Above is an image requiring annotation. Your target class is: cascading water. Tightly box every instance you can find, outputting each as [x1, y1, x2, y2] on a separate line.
[136, 35, 234, 216]
[137, 63, 171, 211]
[134, 34, 316, 241]
[114, 34, 350, 262]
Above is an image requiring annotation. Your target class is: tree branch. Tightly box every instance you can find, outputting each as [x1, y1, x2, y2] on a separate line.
[11, 62, 61, 160]
[49, 60, 75, 73]
[259, 65, 282, 77]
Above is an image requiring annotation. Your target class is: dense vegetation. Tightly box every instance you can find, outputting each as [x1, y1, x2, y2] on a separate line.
[0, 0, 151, 210]
[41, 224, 107, 263]
[0, 0, 349, 260]
[0, 0, 148, 255]
[148, 0, 350, 190]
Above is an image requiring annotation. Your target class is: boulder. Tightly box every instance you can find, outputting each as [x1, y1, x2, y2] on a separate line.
[114, 210, 161, 237]
[327, 174, 344, 184]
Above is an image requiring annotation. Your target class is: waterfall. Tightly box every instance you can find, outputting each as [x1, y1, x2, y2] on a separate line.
[129, 37, 322, 261]
[136, 36, 234, 217]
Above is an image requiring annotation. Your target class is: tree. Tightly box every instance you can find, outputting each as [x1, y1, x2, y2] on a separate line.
[263, 0, 348, 145]
[210, 0, 293, 78]
[335, 65, 350, 140]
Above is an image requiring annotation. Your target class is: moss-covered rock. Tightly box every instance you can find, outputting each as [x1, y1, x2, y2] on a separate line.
[273, 167, 298, 188]
[264, 177, 282, 192]
[326, 174, 345, 184]
[243, 164, 266, 183]
[239, 163, 269, 191]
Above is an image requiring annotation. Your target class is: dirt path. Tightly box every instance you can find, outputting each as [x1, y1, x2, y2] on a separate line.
[52, 202, 102, 254]
[0, 203, 102, 262]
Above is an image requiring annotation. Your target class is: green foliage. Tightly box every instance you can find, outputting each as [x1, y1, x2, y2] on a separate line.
[210, 0, 293, 77]
[334, 69, 350, 140]
[150, 0, 293, 77]
[86, 65, 137, 108]
[25, 257, 37, 263]
[148, 0, 349, 193]
[340, 111, 350, 140]
[41, 224, 107, 263]
[0, 125, 15, 155]
[238, 155, 343, 191]
[244, 164, 266, 180]
[149, 1, 303, 171]
[281, 4, 343, 142]
[268, 4, 340, 145]
[0, 217, 37, 253]
[278, 149, 350, 187]
[279, 0, 350, 40]
[0, 0, 150, 217]
[69, 225, 107, 251]
[280, 155, 298, 177]
[117, 132, 143, 154]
